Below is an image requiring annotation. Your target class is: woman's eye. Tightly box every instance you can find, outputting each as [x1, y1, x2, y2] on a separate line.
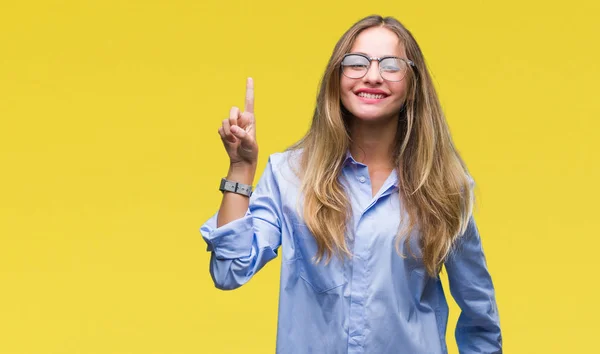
[345, 64, 368, 71]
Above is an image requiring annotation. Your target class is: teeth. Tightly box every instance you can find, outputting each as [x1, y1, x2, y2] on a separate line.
[357, 92, 385, 99]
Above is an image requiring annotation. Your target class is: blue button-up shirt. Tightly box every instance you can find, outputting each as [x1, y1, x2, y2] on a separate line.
[200, 150, 502, 354]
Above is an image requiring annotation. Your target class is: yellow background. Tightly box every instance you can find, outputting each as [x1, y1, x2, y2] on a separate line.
[1, 0, 598, 353]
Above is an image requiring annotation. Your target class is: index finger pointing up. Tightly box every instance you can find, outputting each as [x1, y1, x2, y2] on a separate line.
[245, 77, 254, 114]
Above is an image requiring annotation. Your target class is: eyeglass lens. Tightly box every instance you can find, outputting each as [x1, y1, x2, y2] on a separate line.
[341, 55, 408, 81]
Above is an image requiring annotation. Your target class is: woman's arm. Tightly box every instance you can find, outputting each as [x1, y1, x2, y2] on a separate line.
[201, 78, 282, 290]
[200, 156, 282, 290]
[216, 161, 257, 228]
[445, 218, 503, 353]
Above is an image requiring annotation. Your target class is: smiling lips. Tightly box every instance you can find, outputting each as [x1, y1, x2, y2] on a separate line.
[357, 92, 386, 99]
[355, 89, 388, 102]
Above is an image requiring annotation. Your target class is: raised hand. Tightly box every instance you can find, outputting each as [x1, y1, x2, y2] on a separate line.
[218, 78, 258, 167]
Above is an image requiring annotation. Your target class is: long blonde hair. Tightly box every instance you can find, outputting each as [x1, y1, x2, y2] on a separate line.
[289, 15, 473, 277]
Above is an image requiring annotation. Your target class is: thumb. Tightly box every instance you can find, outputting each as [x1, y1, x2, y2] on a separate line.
[230, 125, 255, 151]
[239, 111, 255, 138]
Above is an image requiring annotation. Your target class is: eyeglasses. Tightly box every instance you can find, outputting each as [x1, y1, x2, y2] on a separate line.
[341, 53, 415, 82]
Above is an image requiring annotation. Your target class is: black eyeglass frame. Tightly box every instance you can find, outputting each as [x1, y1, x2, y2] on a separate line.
[340, 53, 415, 82]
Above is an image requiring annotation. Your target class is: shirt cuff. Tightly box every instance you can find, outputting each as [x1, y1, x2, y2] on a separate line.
[200, 212, 254, 259]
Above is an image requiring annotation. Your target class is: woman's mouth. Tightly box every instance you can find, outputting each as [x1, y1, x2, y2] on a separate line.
[358, 92, 386, 99]
[356, 91, 387, 102]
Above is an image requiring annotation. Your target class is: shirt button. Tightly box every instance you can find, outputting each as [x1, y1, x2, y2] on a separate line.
[358, 176, 366, 183]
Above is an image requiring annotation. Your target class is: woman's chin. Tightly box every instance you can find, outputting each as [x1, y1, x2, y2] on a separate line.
[350, 111, 395, 123]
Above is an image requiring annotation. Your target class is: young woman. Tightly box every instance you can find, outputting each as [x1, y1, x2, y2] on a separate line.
[201, 15, 502, 354]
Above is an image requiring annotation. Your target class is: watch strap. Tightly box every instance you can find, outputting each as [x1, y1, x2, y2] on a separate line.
[219, 178, 253, 197]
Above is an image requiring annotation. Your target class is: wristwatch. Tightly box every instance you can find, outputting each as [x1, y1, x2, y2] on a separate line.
[219, 178, 253, 197]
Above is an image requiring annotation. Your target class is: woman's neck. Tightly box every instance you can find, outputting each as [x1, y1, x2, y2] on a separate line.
[348, 116, 398, 169]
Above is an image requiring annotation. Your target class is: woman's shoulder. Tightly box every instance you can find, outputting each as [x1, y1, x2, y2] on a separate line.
[265, 148, 303, 185]
[267, 148, 303, 169]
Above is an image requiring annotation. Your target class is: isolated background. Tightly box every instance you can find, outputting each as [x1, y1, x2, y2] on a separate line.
[1, 1, 598, 353]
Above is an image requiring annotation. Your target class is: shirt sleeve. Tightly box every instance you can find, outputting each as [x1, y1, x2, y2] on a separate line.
[199, 155, 283, 290]
[444, 217, 503, 353]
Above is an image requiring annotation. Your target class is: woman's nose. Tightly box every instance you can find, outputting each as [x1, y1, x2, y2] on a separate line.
[363, 61, 383, 84]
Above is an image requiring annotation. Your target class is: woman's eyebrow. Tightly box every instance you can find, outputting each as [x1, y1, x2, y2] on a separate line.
[349, 51, 371, 57]
[350, 51, 398, 58]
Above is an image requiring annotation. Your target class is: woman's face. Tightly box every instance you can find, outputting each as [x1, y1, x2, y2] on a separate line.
[340, 27, 410, 124]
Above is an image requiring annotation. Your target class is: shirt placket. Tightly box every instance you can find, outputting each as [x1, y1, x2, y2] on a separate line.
[344, 161, 399, 354]
[347, 162, 370, 354]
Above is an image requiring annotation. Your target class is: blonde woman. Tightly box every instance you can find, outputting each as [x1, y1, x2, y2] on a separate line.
[201, 15, 502, 354]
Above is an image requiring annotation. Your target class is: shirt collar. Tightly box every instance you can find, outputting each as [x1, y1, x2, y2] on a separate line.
[343, 150, 360, 167]
[343, 150, 356, 167]
[342, 150, 400, 188]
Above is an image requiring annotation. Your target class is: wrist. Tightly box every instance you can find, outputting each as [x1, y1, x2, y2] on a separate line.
[220, 178, 253, 197]
[227, 161, 257, 185]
